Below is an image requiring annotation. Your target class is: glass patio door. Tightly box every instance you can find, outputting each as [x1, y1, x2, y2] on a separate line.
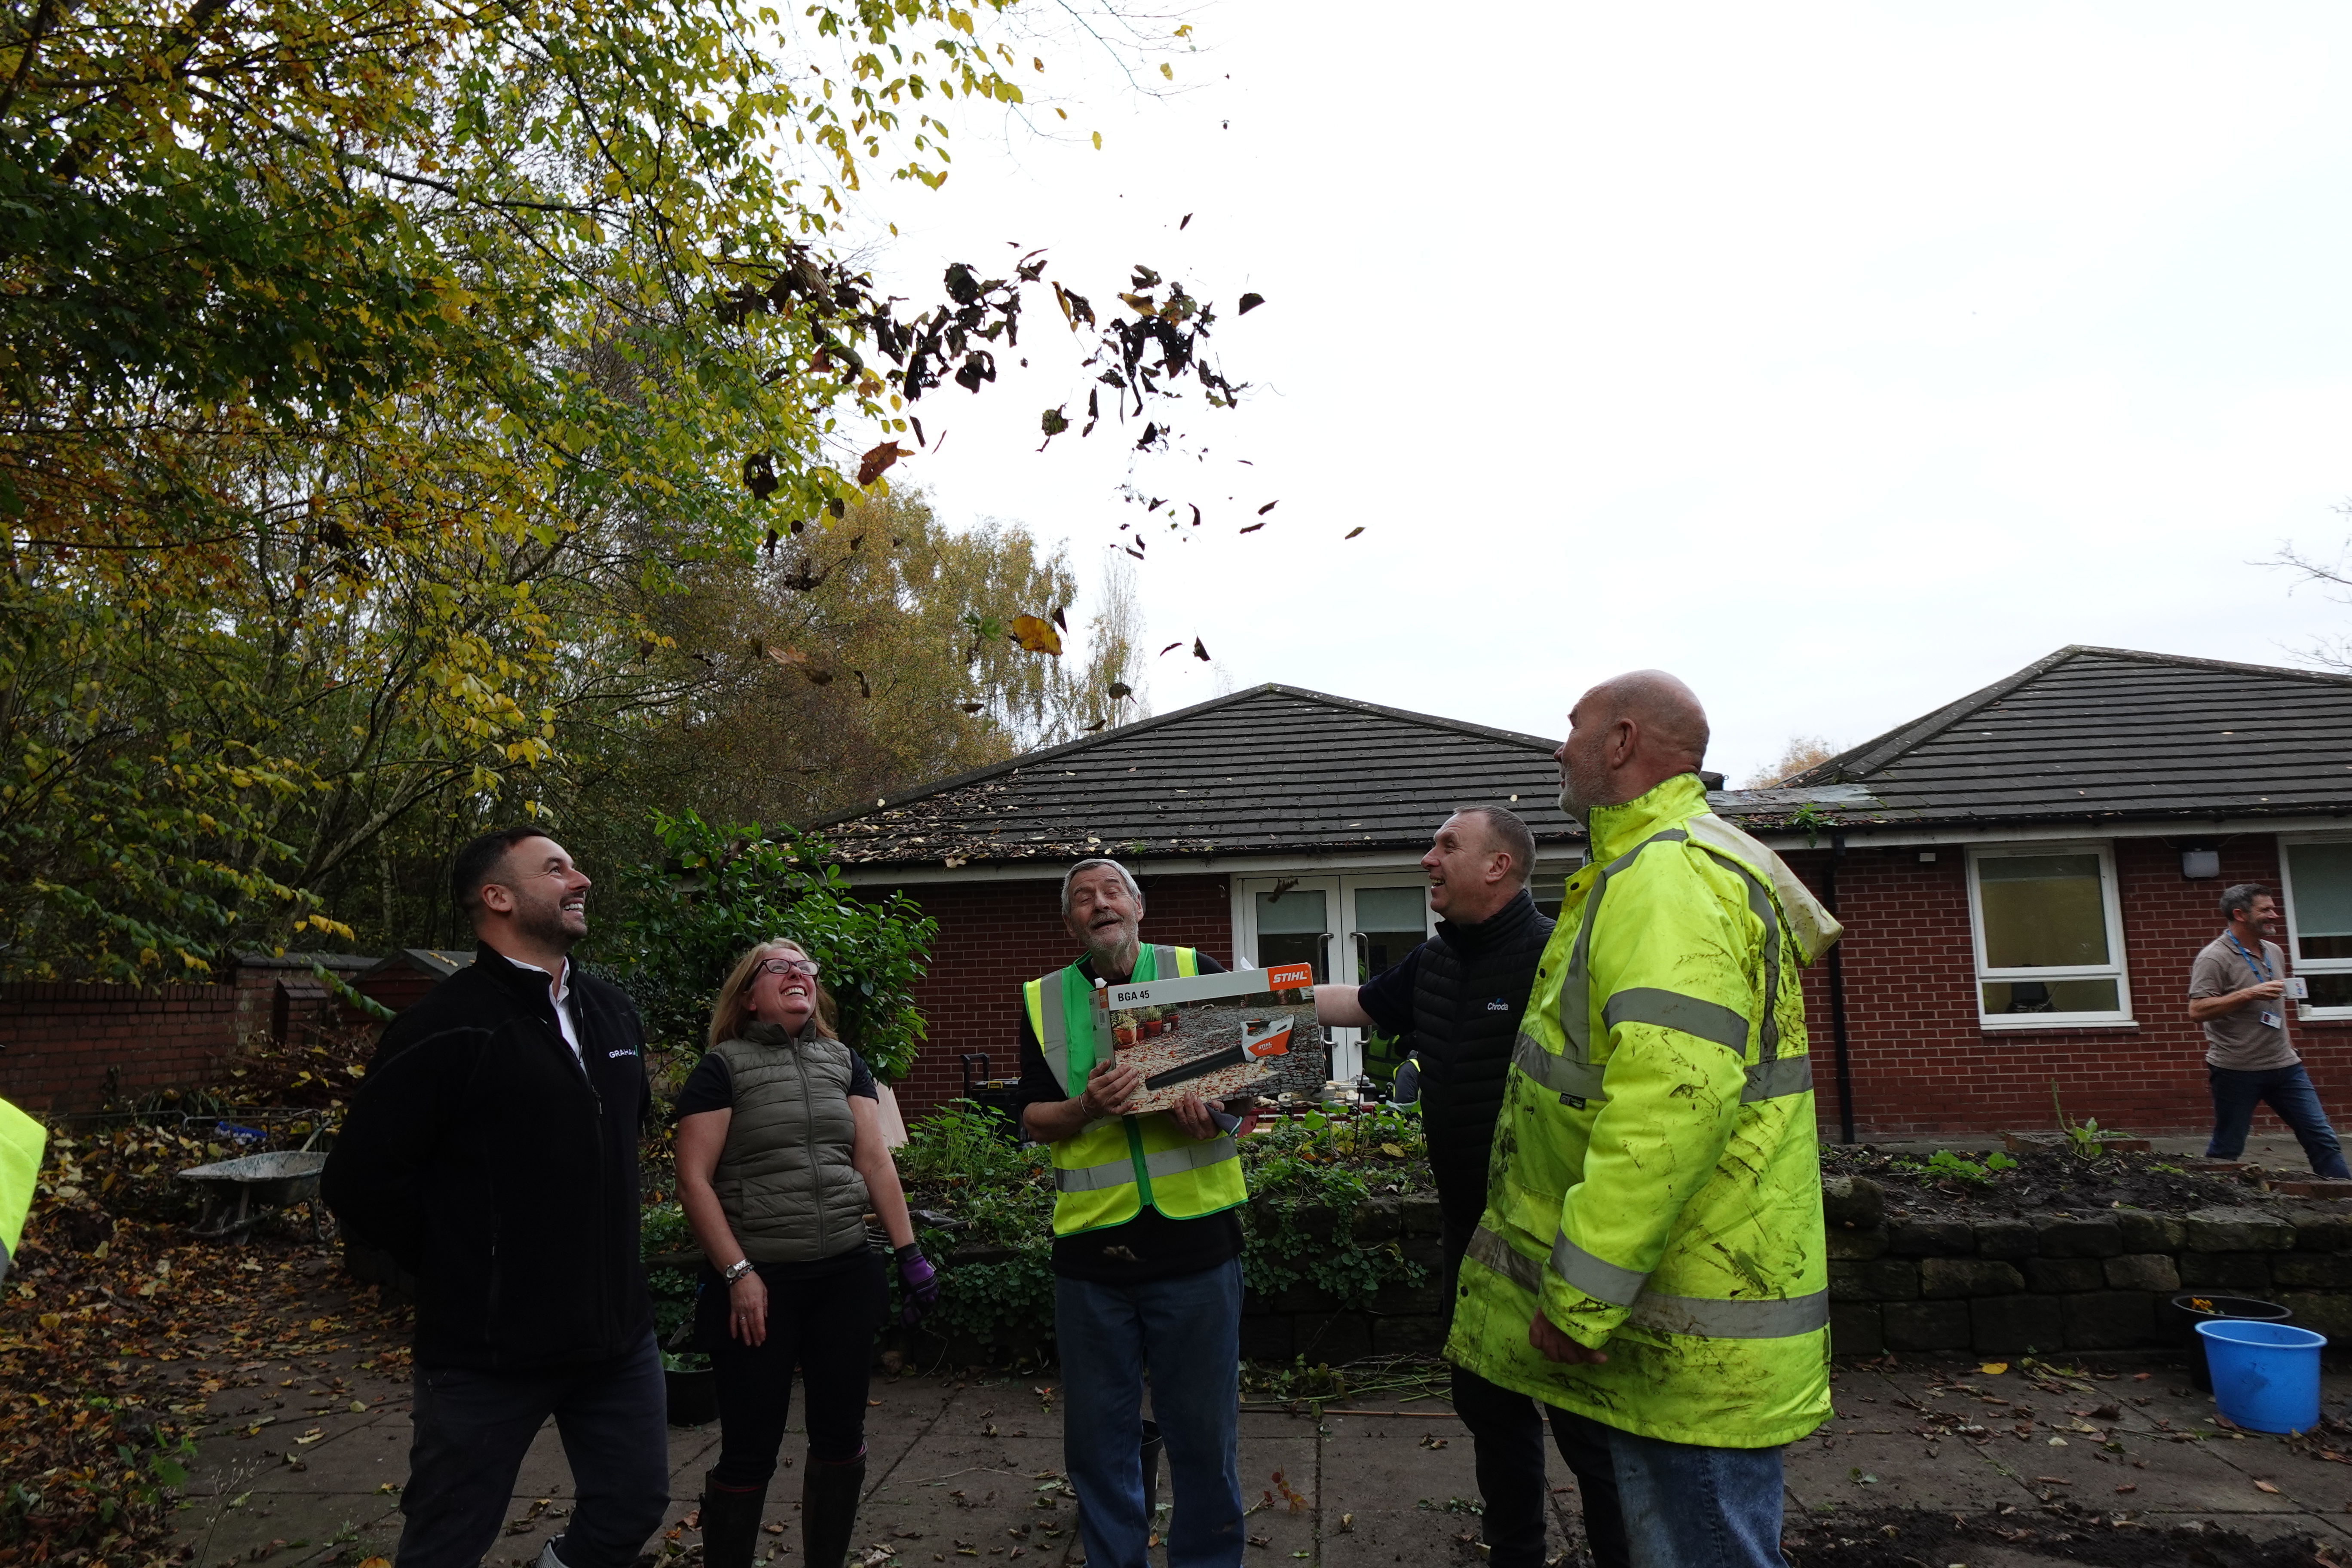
[1234, 875, 1436, 1087]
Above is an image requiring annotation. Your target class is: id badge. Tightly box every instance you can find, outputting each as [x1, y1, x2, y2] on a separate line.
[2261, 1010, 2285, 1030]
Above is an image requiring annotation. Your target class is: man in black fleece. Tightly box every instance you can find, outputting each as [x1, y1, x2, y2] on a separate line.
[1316, 807, 1626, 1568]
[323, 827, 666, 1568]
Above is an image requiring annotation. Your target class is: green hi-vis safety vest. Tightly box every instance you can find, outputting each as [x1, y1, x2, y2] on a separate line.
[1021, 945, 1250, 1237]
[1446, 773, 1844, 1449]
[0, 1097, 45, 1283]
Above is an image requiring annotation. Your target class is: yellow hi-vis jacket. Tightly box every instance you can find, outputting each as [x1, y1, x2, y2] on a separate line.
[1021, 945, 1249, 1236]
[1446, 772, 1842, 1449]
[0, 1097, 45, 1283]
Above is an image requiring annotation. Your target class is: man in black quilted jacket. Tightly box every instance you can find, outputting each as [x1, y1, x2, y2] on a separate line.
[323, 827, 666, 1568]
[1316, 806, 1626, 1568]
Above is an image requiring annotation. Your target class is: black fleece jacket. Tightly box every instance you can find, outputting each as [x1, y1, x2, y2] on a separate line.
[322, 944, 653, 1370]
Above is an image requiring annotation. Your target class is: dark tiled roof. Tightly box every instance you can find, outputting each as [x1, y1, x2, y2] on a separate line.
[1779, 645, 2352, 829]
[820, 684, 1577, 868]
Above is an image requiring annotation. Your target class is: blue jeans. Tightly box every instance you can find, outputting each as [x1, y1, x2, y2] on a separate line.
[1602, 1424, 1785, 1568]
[2207, 1063, 2351, 1176]
[1054, 1258, 1245, 1568]
[397, 1329, 670, 1568]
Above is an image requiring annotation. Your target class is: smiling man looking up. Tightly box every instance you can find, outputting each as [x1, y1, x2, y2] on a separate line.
[1448, 672, 1841, 1568]
[1011, 859, 1254, 1568]
[323, 827, 664, 1568]
[1317, 808, 1626, 1568]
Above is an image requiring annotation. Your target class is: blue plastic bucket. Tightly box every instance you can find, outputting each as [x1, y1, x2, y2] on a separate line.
[2196, 1319, 2328, 1433]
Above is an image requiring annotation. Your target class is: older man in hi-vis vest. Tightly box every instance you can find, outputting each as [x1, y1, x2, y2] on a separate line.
[1010, 858, 1258, 1568]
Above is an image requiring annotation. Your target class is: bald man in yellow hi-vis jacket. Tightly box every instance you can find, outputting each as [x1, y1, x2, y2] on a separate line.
[1447, 672, 1840, 1568]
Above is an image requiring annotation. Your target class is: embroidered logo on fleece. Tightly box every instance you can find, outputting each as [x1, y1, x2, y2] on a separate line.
[608, 1048, 639, 1058]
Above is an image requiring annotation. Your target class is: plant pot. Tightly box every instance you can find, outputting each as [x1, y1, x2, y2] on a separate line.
[666, 1365, 718, 1427]
[2162, 1293, 2292, 1392]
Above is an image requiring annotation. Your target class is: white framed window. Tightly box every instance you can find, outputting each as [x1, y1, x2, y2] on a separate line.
[1966, 845, 2132, 1027]
[2278, 838, 2352, 1016]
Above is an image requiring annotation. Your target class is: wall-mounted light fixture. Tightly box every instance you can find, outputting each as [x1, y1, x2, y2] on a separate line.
[2182, 848, 2221, 880]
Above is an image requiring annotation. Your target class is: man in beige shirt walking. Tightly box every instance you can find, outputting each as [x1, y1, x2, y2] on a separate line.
[2188, 882, 2349, 1176]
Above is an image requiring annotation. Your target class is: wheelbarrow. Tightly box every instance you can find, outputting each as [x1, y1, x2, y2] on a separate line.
[176, 1150, 332, 1240]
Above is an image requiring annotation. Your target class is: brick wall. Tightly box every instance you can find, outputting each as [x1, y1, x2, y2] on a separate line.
[1791, 834, 2352, 1142]
[888, 872, 1236, 1124]
[0, 983, 243, 1112]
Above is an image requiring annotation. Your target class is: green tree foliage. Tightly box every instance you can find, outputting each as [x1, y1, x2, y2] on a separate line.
[0, 0, 1237, 979]
[607, 810, 938, 1078]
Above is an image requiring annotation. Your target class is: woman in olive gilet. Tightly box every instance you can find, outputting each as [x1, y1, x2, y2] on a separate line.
[675, 939, 938, 1568]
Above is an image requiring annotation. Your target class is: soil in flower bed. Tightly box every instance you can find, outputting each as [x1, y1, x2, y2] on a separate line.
[1782, 1503, 2349, 1566]
[1823, 1145, 2282, 1220]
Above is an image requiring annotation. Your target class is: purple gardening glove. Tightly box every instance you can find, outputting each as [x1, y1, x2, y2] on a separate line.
[896, 1243, 940, 1326]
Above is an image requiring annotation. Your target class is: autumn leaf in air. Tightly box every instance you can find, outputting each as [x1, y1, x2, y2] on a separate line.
[857, 441, 910, 486]
[1158, 641, 1182, 657]
[1192, 637, 1210, 662]
[1239, 523, 1264, 534]
[1344, 526, 1364, 539]
[1257, 500, 1278, 514]
[1010, 615, 1063, 655]
[1108, 681, 1133, 700]
[1237, 293, 1265, 314]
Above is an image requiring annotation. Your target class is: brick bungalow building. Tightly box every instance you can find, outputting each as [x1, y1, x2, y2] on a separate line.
[833, 648, 2352, 1148]
[822, 684, 1601, 1118]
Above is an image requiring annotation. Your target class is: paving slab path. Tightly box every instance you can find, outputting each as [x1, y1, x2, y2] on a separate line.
[162, 1342, 2352, 1568]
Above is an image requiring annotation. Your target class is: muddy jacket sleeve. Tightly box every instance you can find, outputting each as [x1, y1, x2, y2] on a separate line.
[1542, 852, 1757, 1346]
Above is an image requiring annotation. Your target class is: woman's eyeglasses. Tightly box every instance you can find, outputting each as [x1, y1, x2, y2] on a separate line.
[756, 957, 821, 978]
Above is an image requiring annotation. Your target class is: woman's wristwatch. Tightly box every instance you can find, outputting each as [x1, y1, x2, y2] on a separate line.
[722, 1258, 756, 1285]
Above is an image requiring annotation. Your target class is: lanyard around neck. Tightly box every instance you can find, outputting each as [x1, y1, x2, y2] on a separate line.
[2227, 932, 2275, 982]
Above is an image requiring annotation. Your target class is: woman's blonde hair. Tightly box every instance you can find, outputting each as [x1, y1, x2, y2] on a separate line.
[707, 938, 836, 1050]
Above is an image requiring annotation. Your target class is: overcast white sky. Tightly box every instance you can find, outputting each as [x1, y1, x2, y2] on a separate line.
[837, 1, 2352, 783]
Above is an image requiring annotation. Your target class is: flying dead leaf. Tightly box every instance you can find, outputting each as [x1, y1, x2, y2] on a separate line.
[1119, 293, 1157, 316]
[1256, 500, 1277, 515]
[2253, 1479, 2282, 1494]
[1158, 642, 1182, 657]
[1239, 522, 1264, 534]
[1192, 637, 1210, 662]
[1084, 719, 1106, 731]
[1344, 527, 1364, 539]
[743, 452, 778, 499]
[1180, 213, 1193, 230]
[960, 701, 985, 713]
[1237, 293, 1265, 314]
[766, 647, 810, 667]
[857, 441, 910, 486]
[1041, 407, 1068, 437]
[1010, 616, 1063, 655]
[1051, 605, 1069, 632]
[1108, 681, 1133, 700]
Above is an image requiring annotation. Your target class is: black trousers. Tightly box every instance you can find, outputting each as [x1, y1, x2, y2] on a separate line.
[1440, 1200, 1631, 1568]
[700, 1252, 888, 1487]
[398, 1329, 669, 1568]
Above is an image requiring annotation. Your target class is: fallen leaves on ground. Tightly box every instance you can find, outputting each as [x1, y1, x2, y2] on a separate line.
[0, 1121, 413, 1566]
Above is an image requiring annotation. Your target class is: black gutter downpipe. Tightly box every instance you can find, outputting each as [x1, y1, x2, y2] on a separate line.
[1824, 831, 1857, 1145]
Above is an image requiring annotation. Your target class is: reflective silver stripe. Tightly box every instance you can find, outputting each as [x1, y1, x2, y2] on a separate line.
[1742, 1056, 1813, 1102]
[1686, 813, 1844, 964]
[1142, 1135, 1237, 1179]
[1626, 1288, 1831, 1340]
[1150, 944, 1180, 978]
[1601, 987, 1749, 1054]
[1711, 854, 1783, 1061]
[1466, 1224, 1543, 1293]
[1054, 1155, 1137, 1194]
[1470, 1224, 1827, 1340]
[1562, 829, 1690, 1056]
[1039, 978, 1072, 1093]
[1511, 1030, 1609, 1103]
[1548, 1231, 1648, 1307]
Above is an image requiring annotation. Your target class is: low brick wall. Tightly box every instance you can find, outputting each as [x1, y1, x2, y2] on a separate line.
[1826, 1176, 2352, 1357]
[1236, 1191, 1449, 1365]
